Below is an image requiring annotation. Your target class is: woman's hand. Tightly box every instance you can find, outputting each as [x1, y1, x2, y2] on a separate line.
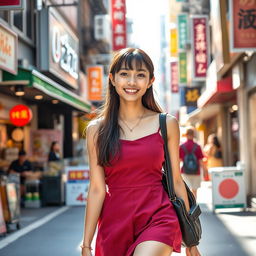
[81, 248, 92, 256]
[186, 246, 201, 256]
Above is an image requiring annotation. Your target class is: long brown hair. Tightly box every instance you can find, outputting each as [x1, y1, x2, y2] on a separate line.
[96, 48, 163, 166]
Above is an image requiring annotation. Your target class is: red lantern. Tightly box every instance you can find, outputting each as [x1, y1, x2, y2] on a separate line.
[9, 104, 32, 127]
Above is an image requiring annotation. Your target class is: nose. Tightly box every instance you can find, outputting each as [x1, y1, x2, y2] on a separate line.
[128, 75, 136, 86]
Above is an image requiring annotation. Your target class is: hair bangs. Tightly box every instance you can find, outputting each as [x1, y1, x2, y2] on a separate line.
[112, 49, 154, 78]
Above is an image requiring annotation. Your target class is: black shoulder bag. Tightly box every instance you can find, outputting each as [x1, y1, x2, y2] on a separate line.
[159, 113, 202, 247]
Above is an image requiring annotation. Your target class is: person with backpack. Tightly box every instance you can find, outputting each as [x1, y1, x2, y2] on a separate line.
[179, 127, 206, 199]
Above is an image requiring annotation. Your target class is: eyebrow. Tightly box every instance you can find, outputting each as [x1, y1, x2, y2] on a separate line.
[119, 68, 147, 72]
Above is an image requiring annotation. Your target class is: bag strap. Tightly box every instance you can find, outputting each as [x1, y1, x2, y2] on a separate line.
[159, 113, 176, 201]
[181, 144, 188, 154]
[191, 143, 197, 153]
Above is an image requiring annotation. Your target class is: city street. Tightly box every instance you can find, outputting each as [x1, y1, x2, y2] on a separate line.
[0, 182, 255, 256]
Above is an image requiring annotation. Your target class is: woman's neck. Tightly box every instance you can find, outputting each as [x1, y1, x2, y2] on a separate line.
[119, 102, 145, 121]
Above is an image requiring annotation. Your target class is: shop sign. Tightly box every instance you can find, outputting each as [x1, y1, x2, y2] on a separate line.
[170, 28, 178, 57]
[39, 8, 79, 89]
[177, 13, 188, 50]
[65, 166, 90, 206]
[9, 104, 32, 127]
[191, 16, 210, 80]
[0, 0, 24, 10]
[170, 62, 179, 93]
[180, 87, 201, 107]
[230, 0, 256, 52]
[87, 65, 103, 101]
[210, 167, 246, 209]
[111, 0, 127, 51]
[0, 24, 18, 75]
[179, 52, 187, 84]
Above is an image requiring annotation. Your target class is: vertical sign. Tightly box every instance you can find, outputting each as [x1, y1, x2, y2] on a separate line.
[191, 16, 209, 80]
[230, 0, 256, 52]
[0, 24, 17, 74]
[179, 52, 187, 84]
[177, 13, 188, 50]
[170, 28, 178, 57]
[170, 62, 179, 93]
[87, 66, 103, 101]
[111, 0, 127, 51]
[65, 166, 90, 206]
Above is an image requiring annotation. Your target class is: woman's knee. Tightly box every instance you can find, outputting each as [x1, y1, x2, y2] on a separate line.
[133, 241, 173, 256]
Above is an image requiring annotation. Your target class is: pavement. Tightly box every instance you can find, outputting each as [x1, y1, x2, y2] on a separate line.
[0, 181, 255, 256]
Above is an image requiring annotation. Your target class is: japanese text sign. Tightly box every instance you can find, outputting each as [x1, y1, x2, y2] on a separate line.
[177, 14, 188, 50]
[184, 87, 201, 107]
[171, 62, 179, 93]
[87, 66, 103, 101]
[230, 0, 256, 51]
[9, 104, 32, 127]
[0, 24, 17, 74]
[179, 52, 187, 84]
[111, 0, 127, 51]
[170, 28, 178, 57]
[191, 16, 209, 80]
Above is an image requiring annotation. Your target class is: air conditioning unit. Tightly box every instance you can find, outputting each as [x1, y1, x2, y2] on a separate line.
[94, 15, 110, 41]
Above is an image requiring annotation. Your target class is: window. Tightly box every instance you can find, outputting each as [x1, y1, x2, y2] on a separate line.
[12, 0, 34, 41]
[13, 10, 23, 31]
[0, 10, 8, 22]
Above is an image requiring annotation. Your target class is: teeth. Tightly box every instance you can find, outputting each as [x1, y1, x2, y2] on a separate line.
[125, 89, 138, 93]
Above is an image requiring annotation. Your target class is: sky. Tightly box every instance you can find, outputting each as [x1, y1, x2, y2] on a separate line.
[126, 0, 168, 64]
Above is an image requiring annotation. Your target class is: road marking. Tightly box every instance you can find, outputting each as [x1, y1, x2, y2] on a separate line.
[0, 206, 70, 250]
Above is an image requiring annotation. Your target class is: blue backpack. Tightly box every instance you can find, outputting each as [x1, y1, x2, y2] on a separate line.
[182, 144, 198, 174]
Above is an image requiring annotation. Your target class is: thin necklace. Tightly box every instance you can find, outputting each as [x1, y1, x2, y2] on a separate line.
[120, 109, 145, 132]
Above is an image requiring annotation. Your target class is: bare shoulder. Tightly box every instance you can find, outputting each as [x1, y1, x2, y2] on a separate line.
[86, 118, 102, 139]
[166, 114, 179, 128]
[166, 114, 180, 139]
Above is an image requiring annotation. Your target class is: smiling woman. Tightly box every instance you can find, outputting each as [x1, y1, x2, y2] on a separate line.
[81, 48, 201, 256]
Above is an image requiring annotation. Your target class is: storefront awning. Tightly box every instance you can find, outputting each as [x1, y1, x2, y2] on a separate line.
[186, 104, 221, 124]
[2, 68, 91, 113]
[197, 76, 236, 108]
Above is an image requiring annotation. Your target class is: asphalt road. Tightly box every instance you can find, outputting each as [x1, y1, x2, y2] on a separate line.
[0, 183, 255, 256]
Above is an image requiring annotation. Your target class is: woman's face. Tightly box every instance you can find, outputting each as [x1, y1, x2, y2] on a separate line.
[109, 61, 154, 102]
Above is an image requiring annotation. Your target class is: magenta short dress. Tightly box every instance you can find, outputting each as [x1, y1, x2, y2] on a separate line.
[95, 130, 182, 256]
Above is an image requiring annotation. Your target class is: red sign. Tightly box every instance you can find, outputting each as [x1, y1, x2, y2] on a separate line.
[191, 16, 209, 80]
[0, 0, 23, 9]
[230, 0, 256, 51]
[111, 0, 127, 51]
[9, 104, 32, 127]
[171, 62, 179, 93]
[68, 170, 89, 181]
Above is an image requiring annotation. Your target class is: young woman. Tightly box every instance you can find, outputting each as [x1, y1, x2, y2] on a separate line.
[81, 48, 201, 256]
[204, 133, 223, 169]
[48, 141, 61, 162]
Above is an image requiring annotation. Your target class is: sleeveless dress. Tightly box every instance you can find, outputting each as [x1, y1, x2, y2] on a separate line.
[95, 130, 182, 256]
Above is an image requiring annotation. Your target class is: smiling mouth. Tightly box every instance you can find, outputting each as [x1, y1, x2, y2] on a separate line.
[124, 88, 139, 94]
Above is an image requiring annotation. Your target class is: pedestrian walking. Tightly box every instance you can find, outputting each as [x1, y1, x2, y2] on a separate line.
[81, 48, 201, 256]
[203, 133, 223, 169]
[179, 127, 206, 199]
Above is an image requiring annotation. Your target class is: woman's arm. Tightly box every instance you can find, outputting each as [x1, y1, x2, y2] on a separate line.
[82, 121, 106, 252]
[166, 115, 201, 256]
[166, 115, 190, 212]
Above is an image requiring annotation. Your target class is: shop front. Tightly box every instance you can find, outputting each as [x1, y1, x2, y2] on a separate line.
[187, 61, 238, 167]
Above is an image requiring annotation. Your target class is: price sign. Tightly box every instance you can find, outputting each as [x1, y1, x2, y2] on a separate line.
[65, 166, 90, 206]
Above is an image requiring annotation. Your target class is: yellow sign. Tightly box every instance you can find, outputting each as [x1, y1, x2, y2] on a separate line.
[170, 29, 178, 57]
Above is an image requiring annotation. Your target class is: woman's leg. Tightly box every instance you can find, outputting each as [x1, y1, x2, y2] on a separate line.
[133, 241, 173, 256]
